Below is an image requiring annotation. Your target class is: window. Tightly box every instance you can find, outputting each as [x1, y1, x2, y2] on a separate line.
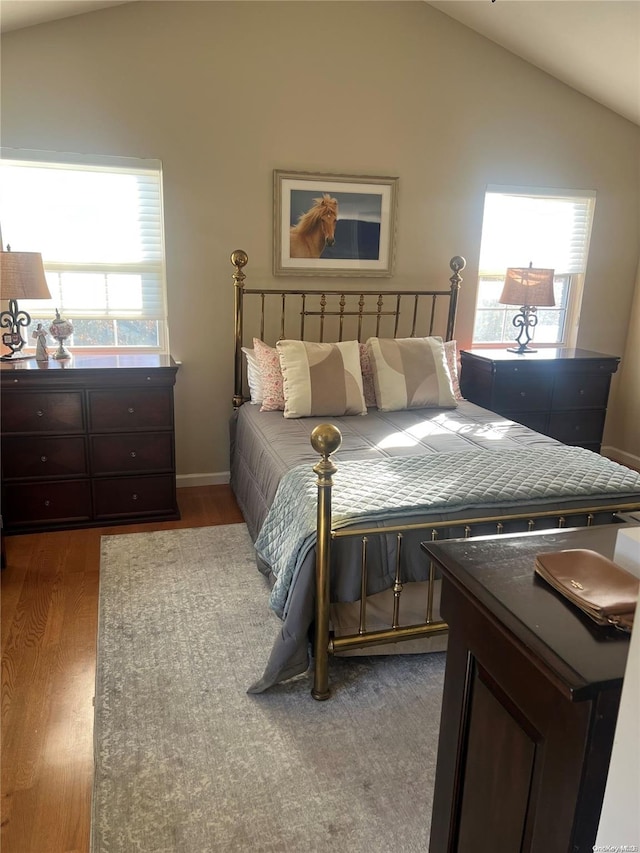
[472, 186, 596, 348]
[0, 150, 168, 351]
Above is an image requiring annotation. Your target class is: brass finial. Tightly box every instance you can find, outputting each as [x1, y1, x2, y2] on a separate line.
[230, 249, 248, 269]
[310, 423, 342, 460]
[449, 255, 466, 274]
[231, 249, 248, 290]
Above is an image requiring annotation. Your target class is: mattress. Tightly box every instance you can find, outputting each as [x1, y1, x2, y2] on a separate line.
[230, 401, 640, 692]
[230, 399, 561, 541]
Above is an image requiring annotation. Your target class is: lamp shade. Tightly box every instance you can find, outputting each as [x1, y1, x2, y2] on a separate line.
[499, 265, 555, 308]
[0, 250, 51, 300]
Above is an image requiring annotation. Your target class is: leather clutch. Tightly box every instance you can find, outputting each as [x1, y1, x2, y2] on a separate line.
[534, 548, 638, 632]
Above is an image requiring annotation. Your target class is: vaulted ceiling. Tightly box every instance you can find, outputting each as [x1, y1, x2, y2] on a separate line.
[1, 0, 638, 126]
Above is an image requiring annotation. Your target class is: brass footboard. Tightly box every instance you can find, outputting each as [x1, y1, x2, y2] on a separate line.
[309, 423, 640, 701]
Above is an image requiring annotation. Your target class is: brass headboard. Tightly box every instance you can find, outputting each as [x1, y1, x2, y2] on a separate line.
[231, 249, 465, 408]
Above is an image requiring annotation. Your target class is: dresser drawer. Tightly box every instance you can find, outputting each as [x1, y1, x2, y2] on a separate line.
[2, 391, 84, 434]
[93, 475, 176, 519]
[90, 433, 173, 475]
[548, 410, 606, 445]
[493, 378, 552, 413]
[88, 389, 173, 432]
[551, 374, 612, 410]
[2, 436, 88, 480]
[3, 480, 92, 527]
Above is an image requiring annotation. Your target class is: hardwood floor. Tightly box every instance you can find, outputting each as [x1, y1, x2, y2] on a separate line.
[1, 485, 244, 853]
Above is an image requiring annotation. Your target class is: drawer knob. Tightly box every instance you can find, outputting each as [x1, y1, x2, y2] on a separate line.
[579, 389, 585, 395]
[41, 455, 48, 463]
[36, 409, 44, 417]
[128, 407, 135, 414]
[575, 425, 581, 431]
[132, 493, 138, 501]
[130, 451, 137, 458]
[146, 376, 151, 381]
[520, 391, 526, 397]
[44, 500, 50, 507]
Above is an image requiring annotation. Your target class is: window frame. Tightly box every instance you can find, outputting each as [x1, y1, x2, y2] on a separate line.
[471, 186, 595, 350]
[0, 148, 169, 355]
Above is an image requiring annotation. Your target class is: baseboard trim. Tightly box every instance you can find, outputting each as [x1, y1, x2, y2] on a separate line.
[176, 472, 230, 488]
[601, 446, 640, 471]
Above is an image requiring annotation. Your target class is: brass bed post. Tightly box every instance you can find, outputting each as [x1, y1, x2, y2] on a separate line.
[231, 249, 248, 409]
[310, 423, 342, 701]
[446, 256, 465, 341]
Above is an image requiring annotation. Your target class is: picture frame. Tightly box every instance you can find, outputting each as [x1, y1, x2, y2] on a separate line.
[273, 170, 398, 277]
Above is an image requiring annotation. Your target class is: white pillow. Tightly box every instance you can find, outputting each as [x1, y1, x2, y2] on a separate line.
[276, 339, 366, 419]
[241, 347, 263, 404]
[367, 336, 457, 412]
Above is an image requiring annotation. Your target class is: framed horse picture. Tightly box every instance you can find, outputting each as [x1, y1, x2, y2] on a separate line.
[273, 170, 398, 277]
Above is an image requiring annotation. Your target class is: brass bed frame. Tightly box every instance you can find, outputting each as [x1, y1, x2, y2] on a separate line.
[231, 249, 640, 700]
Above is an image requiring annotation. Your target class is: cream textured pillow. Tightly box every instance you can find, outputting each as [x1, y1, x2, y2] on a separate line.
[253, 338, 285, 412]
[277, 340, 366, 418]
[367, 336, 457, 411]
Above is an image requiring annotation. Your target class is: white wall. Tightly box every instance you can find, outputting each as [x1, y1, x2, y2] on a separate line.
[604, 261, 640, 466]
[596, 527, 640, 847]
[2, 1, 639, 479]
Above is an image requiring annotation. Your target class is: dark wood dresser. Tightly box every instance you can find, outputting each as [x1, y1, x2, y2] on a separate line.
[1, 354, 180, 533]
[459, 348, 620, 452]
[422, 526, 631, 853]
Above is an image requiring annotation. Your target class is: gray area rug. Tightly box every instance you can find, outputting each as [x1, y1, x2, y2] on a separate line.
[92, 523, 446, 852]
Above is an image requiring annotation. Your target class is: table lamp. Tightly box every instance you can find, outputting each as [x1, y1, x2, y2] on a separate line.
[0, 245, 51, 360]
[498, 262, 555, 354]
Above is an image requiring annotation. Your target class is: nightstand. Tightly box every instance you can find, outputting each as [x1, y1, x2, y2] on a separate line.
[459, 348, 620, 452]
[1, 354, 180, 533]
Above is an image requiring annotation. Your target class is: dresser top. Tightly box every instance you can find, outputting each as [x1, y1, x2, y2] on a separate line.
[422, 526, 634, 701]
[0, 353, 177, 374]
[461, 347, 619, 363]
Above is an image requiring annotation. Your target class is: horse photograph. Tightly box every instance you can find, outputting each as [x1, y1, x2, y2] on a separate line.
[274, 171, 398, 276]
[289, 193, 339, 258]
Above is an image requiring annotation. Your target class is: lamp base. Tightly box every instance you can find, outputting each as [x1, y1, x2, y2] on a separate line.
[506, 345, 537, 354]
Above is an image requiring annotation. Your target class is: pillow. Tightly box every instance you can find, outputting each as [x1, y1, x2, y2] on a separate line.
[359, 343, 377, 407]
[241, 347, 263, 404]
[367, 335, 457, 412]
[443, 339, 463, 401]
[253, 338, 285, 412]
[277, 339, 366, 418]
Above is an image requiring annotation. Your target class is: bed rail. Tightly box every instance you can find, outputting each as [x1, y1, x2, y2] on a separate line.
[309, 423, 640, 701]
[231, 249, 465, 409]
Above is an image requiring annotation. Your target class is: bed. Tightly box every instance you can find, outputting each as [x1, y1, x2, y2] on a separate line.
[228, 249, 640, 699]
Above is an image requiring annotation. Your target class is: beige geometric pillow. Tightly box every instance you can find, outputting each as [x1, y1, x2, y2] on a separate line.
[367, 336, 457, 412]
[276, 339, 366, 419]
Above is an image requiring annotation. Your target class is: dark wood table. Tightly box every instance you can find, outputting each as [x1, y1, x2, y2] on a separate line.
[422, 525, 633, 853]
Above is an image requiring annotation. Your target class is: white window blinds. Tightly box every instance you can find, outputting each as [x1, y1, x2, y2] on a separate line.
[479, 186, 596, 276]
[0, 151, 166, 320]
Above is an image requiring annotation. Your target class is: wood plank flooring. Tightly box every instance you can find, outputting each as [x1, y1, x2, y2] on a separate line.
[1, 485, 244, 853]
